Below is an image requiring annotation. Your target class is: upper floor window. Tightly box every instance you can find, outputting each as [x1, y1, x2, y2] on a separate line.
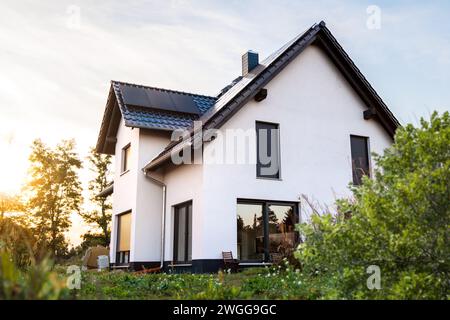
[121, 144, 131, 173]
[350, 135, 370, 185]
[256, 121, 280, 179]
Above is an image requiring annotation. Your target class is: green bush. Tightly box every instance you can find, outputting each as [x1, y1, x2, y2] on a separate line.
[296, 111, 450, 299]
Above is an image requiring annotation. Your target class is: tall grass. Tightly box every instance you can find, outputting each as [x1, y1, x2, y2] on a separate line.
[0, 217, 69, 300]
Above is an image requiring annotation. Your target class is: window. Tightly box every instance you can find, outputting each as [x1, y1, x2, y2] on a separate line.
[173, 201, 192, 264]
[256, 121, 280, 179]
[350, 135, 370, 185]
[121, 144, 131, 173]
[116, 212, 131, 265]
[237, 200, 298, 262]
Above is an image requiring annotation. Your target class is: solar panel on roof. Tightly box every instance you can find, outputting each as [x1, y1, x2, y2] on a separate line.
[120, 85, 150, 107]
[170, 93, 200, 115]
[119, 83, 202, 116]
[145, 89, 177, 112]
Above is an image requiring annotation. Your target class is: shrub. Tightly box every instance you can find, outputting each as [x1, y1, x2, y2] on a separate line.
[296, 112, 450, 299]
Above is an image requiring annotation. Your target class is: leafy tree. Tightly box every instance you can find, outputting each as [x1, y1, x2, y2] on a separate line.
[24, 139, 83, 258]
[296, 111, 450, 299]
[79, 147, 112, 247]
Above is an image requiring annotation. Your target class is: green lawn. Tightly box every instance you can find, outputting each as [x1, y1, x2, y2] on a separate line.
[72, 266, 326, 300]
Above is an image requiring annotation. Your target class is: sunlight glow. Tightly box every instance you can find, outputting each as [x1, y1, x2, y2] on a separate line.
[0, 132, 28, 194]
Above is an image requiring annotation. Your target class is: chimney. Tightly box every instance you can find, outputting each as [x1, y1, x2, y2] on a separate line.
[242, 50, 259, 76]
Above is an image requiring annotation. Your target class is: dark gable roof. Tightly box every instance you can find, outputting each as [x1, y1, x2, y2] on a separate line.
[144, 21, 400, 170]
[96, 81, 216, 154]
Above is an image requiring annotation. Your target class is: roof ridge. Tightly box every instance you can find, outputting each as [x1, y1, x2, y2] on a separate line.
[111, 80, 216, 100]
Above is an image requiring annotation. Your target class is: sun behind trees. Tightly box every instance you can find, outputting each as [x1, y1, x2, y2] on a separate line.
[1, 140, 113, 261]
[0, 193, 23, 219]
[23, 139, 83, 258]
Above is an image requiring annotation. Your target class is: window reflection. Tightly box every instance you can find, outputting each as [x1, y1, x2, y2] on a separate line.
[237, 203, 264, 261]
[237, 201, 298, 262]
[268, 205, 297, 257]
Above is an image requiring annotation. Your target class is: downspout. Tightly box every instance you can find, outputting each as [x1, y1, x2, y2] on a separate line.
[143, 170, 166, 271]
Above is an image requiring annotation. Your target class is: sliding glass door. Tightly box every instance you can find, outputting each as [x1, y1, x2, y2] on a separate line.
[173, 201, 192, 264]
[237, 200, 298, 262]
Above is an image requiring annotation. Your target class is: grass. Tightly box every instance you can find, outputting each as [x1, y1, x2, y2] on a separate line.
[68, 264, 327, 300]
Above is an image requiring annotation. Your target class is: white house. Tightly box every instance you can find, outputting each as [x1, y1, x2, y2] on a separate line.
[95, 21, 399, 272]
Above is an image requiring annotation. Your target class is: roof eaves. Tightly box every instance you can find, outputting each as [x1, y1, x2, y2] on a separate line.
[97, 181, 114, 198]
[95, 85, 119, 154]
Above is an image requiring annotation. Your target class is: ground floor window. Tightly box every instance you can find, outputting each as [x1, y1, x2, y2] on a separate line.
[237, 199, 299, 262]
[116, 212, 131, 264]
[173, 201, 192, 264]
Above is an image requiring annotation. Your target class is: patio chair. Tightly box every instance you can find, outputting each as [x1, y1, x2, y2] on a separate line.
[270, 252, 284, 264]
[222, 251, 239, 273]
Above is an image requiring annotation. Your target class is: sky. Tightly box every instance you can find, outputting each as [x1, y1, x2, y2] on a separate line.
[0, 0, 449, 246]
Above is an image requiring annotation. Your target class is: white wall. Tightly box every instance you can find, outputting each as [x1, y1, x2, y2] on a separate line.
[133, 130, 171, 262]
[198, 45, 393, 260]
[110, 118, 139, 263]
[110, 119, 171, 263]
[163, 163, 203, 261]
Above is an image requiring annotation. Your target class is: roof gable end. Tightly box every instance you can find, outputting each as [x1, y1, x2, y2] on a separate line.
[145, 21, 400, 170]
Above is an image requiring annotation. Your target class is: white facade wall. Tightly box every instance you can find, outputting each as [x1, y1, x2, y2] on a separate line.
[163, 163, 203, 262]
[110, 118, 139, 263]
[199, 45, 393, 260]
[133, 130, 171, 262]
[110, 119, 170, 263]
